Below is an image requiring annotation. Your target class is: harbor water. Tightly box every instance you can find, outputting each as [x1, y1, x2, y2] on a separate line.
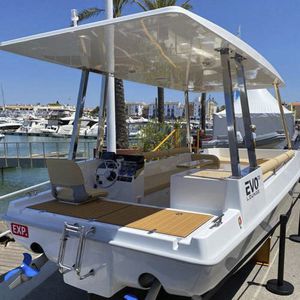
[0, 133, 286, 214]
[0, 134, 98, 214]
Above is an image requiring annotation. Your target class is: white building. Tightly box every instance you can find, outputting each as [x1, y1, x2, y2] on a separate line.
[191, 96, 217, 120]
[192, 97, 201, 118]
[148, 103, 156, 119]
[206, 97, 218, 121]
[165, 102, 184, 119]
[148, 101, 184, 119]
[126, 102, 145, 117]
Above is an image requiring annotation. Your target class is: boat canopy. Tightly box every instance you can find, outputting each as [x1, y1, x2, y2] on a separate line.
[0, 7, 283, 92]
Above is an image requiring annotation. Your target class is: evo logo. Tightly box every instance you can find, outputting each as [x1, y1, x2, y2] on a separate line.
[245, 175, 260, 201]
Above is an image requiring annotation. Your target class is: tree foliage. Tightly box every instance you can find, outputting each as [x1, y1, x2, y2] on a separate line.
[134, 0, 192, 11]
[138, 122, 172, 152]
[76, 8, 104, 24]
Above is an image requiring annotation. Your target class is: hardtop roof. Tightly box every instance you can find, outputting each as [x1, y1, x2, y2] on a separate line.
[0, 7, 284, 92]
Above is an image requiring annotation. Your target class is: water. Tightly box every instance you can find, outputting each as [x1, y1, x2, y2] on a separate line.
[0, 134, 98, 214]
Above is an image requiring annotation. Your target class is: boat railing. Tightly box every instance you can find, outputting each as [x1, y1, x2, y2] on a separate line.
[0, 180, 50, 217]
[0, 141, 96, 168]
[151, 128, 188, 152]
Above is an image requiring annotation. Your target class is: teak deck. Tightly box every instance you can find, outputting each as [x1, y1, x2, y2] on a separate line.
[29, 200, 212, 238]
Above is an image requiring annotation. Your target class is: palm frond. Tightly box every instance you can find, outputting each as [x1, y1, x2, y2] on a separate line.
[134, 1, 148, 11]
[114, 0, 131, 17]
[181, 0, 192, 10]
[76, 7, 104, 24]
[134, 0, 192, 11]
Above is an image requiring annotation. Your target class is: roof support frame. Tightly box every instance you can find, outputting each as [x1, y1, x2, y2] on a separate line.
[273, 83, 292, 149]
[68, 69, 89, 160]
[220, 48, 241, 178]
[235, 54, 257, 171]
[105, 0, 116, 153]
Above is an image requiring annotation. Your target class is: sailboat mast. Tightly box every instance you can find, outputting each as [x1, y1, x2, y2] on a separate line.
[1, 84, 5, 110]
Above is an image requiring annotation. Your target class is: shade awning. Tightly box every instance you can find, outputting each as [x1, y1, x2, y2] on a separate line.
[0, 7, 284, 92]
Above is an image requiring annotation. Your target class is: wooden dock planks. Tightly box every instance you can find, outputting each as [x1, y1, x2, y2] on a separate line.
[0, 222, 37, 276]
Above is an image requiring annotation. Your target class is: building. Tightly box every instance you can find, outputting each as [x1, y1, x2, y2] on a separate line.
[192, 96, 201, 118]
[126, 102, 145, 117]
[164, 102, 184, 119]
[148, 101, 184, 119]
[206, 96, 218, 121]
[190, 95, 218, 121]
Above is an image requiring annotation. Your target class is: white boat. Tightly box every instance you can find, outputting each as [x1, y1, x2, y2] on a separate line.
[16, 117, 48, 134]
[1, 6, 299, 299]
[53, 115, 98, 137]
[40, 125, 59, 134]
[0, 117, 22, 132]
[0, 132, 4, 140]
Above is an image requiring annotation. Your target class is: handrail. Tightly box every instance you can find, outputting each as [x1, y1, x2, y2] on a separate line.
[0, 180, 50, 201]
[0, 141, 96, 162]
[151, 129, 177, 152]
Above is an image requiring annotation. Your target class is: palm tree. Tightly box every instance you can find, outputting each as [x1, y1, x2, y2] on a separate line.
[77, 1, 130, 149]
[134, 0, 192, 123]
[135, 0, 192, 10]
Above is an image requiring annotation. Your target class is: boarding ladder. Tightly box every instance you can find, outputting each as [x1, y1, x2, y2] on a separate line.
[57, 222, 95, 280]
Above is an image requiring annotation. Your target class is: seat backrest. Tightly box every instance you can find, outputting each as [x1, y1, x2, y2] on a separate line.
[46, 159, 88, 203]
[46, 159, 85, 186]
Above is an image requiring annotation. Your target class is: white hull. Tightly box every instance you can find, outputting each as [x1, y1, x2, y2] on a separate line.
[9, 194, 292, 297]
[4, 149, 300, 298]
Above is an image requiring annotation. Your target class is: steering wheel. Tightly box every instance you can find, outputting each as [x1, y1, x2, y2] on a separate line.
[96, 160, 119, 188]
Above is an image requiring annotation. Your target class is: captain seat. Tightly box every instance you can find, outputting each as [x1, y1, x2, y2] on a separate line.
[46, 159, 108, 204]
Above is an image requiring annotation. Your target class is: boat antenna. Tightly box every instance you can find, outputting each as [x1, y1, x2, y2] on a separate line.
[237, 25, 242, 38]
[71, 9, 79, 27]
[1, 83, 5, 111]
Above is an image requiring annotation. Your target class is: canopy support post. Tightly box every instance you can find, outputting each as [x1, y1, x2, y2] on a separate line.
[96, 76, 108, 156]
[273, 83, 292, 149]
[235, 54, 257, 170]
[105, 0, 116, 153]
[220, 48, 241, 177]
[184, 90, 192, 152]
[68, 69, 89, 160]
[106, 75, 116, 152]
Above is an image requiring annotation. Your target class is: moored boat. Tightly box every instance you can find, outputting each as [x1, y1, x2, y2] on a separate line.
[0, 6, 299, 299]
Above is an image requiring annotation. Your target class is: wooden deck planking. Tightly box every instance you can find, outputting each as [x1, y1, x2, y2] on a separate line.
[29, 200, 213, 238]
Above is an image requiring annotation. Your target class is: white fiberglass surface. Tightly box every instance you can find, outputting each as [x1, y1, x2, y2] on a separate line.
[0, 7, 283, 92]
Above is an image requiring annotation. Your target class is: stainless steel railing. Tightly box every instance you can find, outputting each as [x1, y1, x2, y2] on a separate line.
[0, 141, 96, 168]
[0, 180, 50, 216]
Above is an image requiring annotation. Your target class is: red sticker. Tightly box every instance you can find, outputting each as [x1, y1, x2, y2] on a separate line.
[11, 223, 29, 238]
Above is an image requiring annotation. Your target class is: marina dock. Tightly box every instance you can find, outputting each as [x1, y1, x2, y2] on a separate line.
[1, 199, 300, 300]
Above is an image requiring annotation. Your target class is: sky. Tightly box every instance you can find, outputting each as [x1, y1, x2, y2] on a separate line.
[0, 0, 299, 108]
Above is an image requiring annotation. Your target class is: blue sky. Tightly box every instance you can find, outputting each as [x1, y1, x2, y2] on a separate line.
[0, 0, 299, 107]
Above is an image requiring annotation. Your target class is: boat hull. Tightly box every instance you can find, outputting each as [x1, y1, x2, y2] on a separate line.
[6, 188, 295, 298]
